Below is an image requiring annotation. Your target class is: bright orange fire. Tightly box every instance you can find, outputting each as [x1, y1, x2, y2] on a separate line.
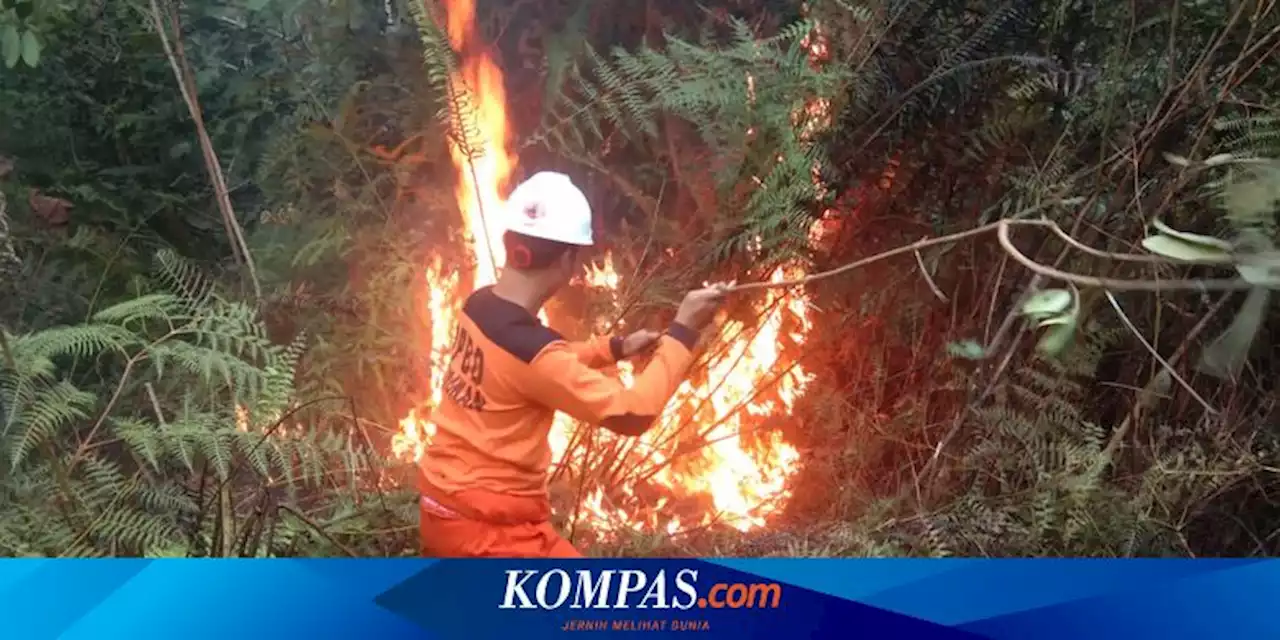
[393, 0, 820, 541]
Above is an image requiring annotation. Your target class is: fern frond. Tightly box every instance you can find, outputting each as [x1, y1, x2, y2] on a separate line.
[4, 379, 94, 468]
[90, 293, 188, 327]
[15, 324, 136, 361]
[155, 249, 218, 311]
[530, 16, 842, 257]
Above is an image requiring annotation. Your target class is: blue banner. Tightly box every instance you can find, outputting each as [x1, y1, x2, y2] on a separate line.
[2, 559, 1276, 639]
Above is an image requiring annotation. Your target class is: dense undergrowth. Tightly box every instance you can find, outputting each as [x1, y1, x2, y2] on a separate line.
[1, 0, 1278, 557]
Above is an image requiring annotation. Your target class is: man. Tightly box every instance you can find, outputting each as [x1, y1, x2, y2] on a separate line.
[418, 171, 729, 557]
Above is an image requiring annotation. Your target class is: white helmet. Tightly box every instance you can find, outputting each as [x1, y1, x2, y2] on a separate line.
[503, 171, 594, 246]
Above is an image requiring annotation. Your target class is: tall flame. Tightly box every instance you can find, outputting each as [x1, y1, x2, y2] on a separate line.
[395, 0, 819, 541]
[443, 0, 511, 287]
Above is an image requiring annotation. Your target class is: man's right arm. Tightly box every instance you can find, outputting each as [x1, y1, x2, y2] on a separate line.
[520, 324, 700, 436]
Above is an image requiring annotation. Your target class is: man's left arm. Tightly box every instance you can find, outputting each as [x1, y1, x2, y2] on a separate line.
[567, 330, 661, 368]
[565, 335, 625, 369]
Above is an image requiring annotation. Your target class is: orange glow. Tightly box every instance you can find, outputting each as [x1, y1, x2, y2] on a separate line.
[443, 0, 512, 287]
[394, 2, 825, 540]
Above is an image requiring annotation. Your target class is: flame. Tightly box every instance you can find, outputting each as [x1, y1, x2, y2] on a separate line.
[235, 404, 250, 432]
[557, 262, 811, 535]
[443, 0, 512, 288]
[391, 0, 510, 463]
[394, 2, 823, 541]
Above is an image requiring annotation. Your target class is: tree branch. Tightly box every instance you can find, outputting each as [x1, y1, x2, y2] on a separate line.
[145, 0, 261, 302]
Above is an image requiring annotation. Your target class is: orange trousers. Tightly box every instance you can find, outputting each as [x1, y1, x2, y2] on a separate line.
[418, 487, 582, 558]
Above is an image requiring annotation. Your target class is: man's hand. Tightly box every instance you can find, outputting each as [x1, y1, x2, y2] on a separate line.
[674, 281, 732, 330]
[619, 329, 661, 358]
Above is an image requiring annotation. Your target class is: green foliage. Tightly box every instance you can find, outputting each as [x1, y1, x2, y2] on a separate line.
[0, 0, 59, 69]
[1017, 287, 1081, 355]
[0, 252, 412, 556]
[576, 0, 1280, 559]
[1215, 113, 1280, 162]
[0, 190, 18, 279]
[532, 16, 846, 261]
[943, 332, 1122, 554]
[0, 0, 400, 280]
[864, 325, 1273, 557]
[5, 0, 1280, 561]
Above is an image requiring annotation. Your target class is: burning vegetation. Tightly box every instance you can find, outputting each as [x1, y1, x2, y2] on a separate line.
[6, 0, 1276, 562]
[391, 0, 838, 542]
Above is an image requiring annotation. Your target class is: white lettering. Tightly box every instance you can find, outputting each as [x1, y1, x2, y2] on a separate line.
[638, 569, 669, 609]
[500, 570, 538, 609]
[535, 569, 571, 609]
[510, 569, 706, 611]
[614, 570, 648, 608]
[571, 570, 614, 609]
[672, 569, 699, 610]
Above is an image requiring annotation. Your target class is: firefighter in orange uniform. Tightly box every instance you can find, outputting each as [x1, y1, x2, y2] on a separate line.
[417, 171, 729, 558]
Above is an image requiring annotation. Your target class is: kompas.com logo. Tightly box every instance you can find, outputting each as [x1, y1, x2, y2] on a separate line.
[498, 568, 783, 610]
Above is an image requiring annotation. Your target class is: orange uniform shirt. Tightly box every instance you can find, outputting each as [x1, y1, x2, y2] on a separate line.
[418, 286, 698, 523]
